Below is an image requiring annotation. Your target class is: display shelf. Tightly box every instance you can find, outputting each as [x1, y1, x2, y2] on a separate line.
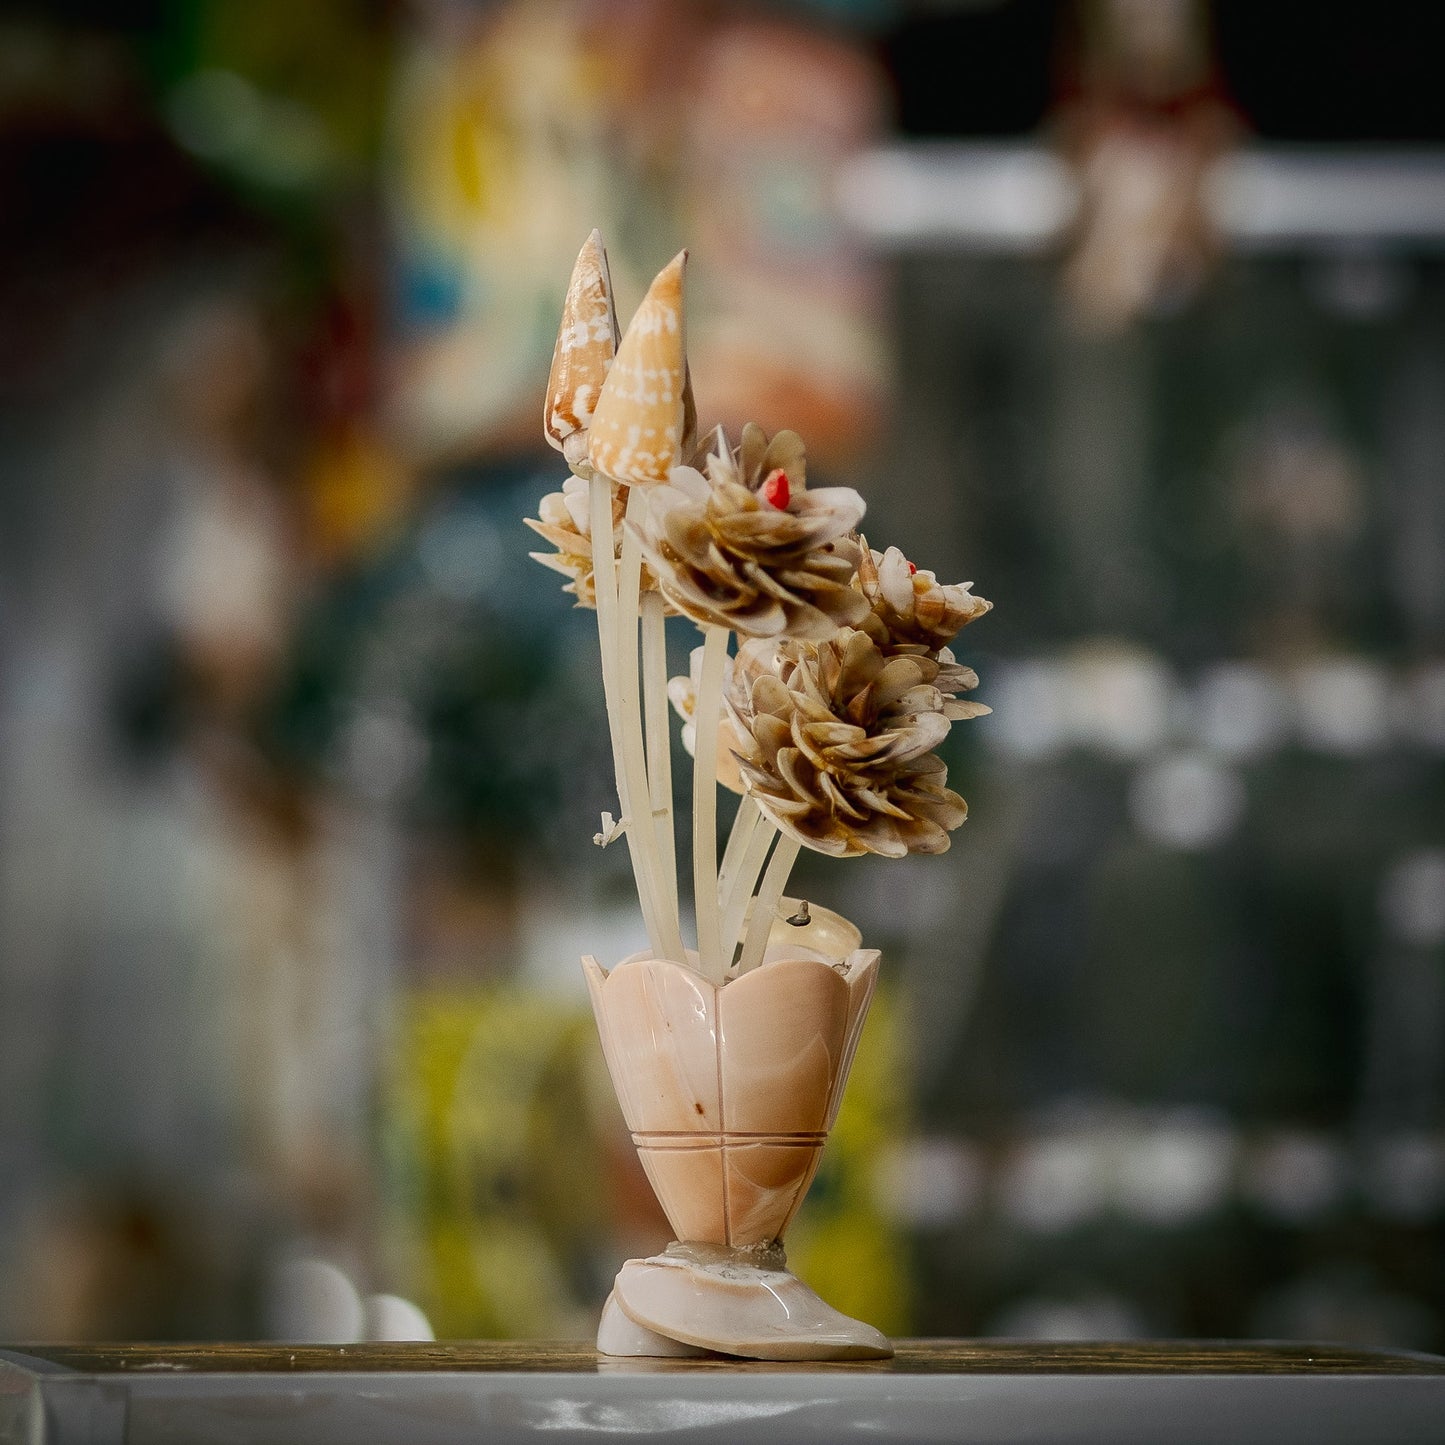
[4, 1338, 1443, 1443]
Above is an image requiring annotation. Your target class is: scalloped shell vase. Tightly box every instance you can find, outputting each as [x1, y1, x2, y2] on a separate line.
[582, 902, 892, 1361]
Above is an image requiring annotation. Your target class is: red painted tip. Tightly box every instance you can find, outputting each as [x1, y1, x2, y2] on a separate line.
[761, 469, 791, 510]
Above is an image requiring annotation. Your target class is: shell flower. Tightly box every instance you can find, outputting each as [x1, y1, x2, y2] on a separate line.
[634, 424, 870, 640]
[525, 475, 622, 608]
[525, 477, 673, 611]
[929, 648, 991, 722]
[856, 541, 992, 653]
[855, 541, 992, 722]
[709, 421, 807, 494]
[667, 644, 746, 795]
[726, 628, 972, 858]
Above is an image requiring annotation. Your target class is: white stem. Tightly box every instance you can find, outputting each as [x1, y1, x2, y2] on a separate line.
[619, 488, 684, 961]
[721, 812, 778, 969]
[641, 582, 679, 930]
[716, 794, 760, 910]
[588, 479, 629, 821]
[591, 476, 666, 959]
[691, 624, 730, 981]
[737, 835, 802, 977]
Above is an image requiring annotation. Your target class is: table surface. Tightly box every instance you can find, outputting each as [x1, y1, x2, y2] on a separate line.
[7, 1339, 1445, 1444]
[9, 1337, 1445, 1375]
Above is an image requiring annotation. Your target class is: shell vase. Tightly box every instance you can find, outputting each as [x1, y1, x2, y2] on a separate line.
[582, 902, 893, 1361]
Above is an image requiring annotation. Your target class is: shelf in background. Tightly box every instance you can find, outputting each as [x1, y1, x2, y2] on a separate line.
[839, 144, 1445, 250]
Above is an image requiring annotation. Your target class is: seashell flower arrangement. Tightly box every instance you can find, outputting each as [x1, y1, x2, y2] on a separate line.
[526, 230, 991, 986]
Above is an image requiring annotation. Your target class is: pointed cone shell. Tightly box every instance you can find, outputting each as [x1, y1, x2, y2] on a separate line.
[587, 251, 688, 487]
[545, 229, 619, 468]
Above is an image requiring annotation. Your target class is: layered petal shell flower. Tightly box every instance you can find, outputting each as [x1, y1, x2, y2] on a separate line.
[726, 628, 977, 859]
[633, 425, 870, 640]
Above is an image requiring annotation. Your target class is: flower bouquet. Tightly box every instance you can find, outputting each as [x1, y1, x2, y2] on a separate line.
[526, 233, 990, 1360]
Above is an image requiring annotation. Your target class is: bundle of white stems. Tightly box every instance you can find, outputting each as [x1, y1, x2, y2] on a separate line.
[590, 486, 791, 984]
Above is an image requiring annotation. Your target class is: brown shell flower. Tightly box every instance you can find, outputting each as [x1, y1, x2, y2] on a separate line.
[708, 421, 807, 494]
[726, 629, 974, 858]
[525, 475, 620, 608]
[524, 477, 671, 610]
[855, 541, 992, 722]
[634, 424, 869, 640]
[930, 648, 991, 723]
[856, 541, 992, 653]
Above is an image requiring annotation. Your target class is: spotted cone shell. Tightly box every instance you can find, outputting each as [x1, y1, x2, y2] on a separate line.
[545, 229, 619, 471]
[587, 252, 691, 487]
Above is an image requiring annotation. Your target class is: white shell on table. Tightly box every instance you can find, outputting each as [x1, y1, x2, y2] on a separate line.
[586, 252, 689, 487]
[609, 1253, 892, 1362]
[596, 1291, 706, 1358]
[544, 229, 618, 471]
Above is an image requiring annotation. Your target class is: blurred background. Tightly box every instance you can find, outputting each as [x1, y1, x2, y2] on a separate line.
[2, 0, 1444, 1350]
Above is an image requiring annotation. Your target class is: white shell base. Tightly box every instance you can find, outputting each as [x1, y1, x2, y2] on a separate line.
[596, 1292, 707, 1358]
[599, 1252, 893, 1362]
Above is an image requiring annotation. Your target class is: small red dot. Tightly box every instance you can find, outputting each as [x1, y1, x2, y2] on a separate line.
[907, 560, 917, 575]
[761, 469, 791, 509]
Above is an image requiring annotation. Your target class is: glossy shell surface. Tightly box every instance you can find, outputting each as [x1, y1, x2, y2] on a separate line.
[586, 252, 689, 487]
[611, 1254, 892, 1361]
[544, 229, 618, 468]
[582, 932, 879, 1249]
